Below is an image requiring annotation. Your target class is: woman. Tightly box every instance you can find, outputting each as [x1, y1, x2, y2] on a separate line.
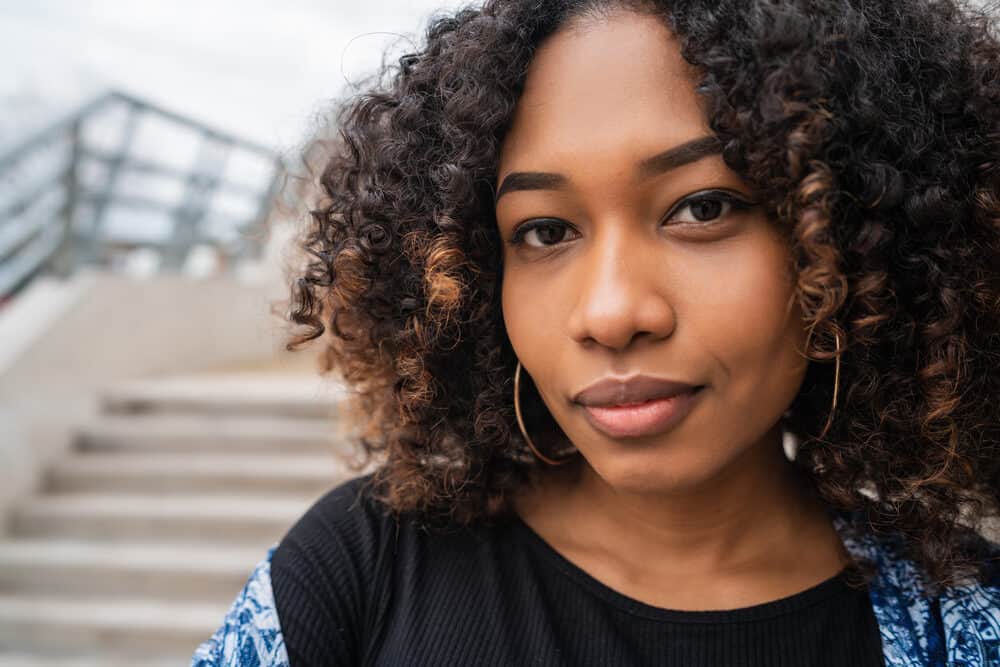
[193, 0, 1000, 665]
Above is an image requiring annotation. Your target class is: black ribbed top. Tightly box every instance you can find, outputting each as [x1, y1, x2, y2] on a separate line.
[271, 475, 885, 666]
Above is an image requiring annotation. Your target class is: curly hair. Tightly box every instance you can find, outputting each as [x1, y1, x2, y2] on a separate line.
[286, 0, 1000, 591]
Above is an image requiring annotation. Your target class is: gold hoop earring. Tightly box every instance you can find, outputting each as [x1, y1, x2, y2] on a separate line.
[817, 331, 842, 440]
[514, 360, 575, 466]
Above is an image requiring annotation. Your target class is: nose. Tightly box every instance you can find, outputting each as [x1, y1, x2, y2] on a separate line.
[566, 224, 677, 352]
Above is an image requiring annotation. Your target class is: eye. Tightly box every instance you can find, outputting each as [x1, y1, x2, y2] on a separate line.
[509, 218, 578, 248]
[665, 190, 755, 226]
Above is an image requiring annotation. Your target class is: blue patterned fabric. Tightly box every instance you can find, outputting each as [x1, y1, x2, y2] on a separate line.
[832, 514, 948, 667]
[191, 546, 289, 667]
[192, 515, 1000, 666]
[941, 575, 1000, 666]
[829, 513, 999, 667]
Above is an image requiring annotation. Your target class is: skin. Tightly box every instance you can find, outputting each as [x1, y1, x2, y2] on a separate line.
[496, 10, 851, 611]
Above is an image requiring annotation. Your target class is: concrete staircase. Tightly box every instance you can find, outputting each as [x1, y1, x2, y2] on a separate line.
[0, 374, 351, 665]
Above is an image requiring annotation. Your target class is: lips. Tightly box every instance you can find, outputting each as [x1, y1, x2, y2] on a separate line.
[573, 375, 704, 438]
[573, 375, 701, 407]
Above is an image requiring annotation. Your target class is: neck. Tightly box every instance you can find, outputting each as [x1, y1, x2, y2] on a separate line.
[554, 427, 834, 576]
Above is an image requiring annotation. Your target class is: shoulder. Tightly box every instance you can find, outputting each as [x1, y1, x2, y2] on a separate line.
[269, 474, 401, 665]
[271, 471, 505, 605]
[272, 472, 391, 576]
[833, 509, 1000, 666]
[269, 473, 396, 622]
[191, 475, 398, 667]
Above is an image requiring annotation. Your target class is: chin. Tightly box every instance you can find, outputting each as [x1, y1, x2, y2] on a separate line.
[583, 444, 727, 497]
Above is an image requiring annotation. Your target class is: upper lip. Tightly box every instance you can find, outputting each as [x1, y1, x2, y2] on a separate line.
[573, 375, 701, 407]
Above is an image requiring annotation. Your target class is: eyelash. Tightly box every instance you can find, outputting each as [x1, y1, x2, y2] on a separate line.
[508, 190, 756, 248]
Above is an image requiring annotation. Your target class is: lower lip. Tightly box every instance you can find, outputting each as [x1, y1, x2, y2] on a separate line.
[581, 388, 704, 438]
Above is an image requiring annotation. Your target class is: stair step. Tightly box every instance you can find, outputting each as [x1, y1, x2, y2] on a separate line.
[101, 374, 345, 420]
[0, 539, 265, 602]
[75, 414, 343, 454]
[0, 652, 186, 667]
[10, 493, 313, 543]
[47, 452, 349, 495]
[0, 594, 224, 657]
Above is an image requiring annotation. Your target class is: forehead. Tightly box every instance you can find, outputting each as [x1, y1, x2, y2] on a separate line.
[498, 11, 710, 177]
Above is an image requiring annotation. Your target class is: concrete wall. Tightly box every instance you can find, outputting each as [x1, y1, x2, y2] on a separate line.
[0, 269, 295, 530]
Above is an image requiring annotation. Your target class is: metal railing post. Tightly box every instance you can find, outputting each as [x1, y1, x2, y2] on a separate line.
[48, 119, 83, 277]
[83, 98, 140, 266]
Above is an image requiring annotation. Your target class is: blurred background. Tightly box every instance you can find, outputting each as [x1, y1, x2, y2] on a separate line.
[0, 1, 463, 664]
[4, 1, 999, 665]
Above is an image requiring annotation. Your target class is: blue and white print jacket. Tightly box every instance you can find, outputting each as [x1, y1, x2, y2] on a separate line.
[191, 512, 1000, 667]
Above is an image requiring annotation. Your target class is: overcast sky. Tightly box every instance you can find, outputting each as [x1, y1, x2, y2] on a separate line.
[0, 0, 471, 154]
[3, 0, 996, 157]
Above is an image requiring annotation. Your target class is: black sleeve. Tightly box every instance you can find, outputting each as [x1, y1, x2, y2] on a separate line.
[270, 474, 390, 667]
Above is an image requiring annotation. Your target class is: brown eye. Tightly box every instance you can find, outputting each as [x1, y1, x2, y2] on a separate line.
[688, 197, 724, 221]
[511, 219, 578, 248]
[665, 191, 755, 226]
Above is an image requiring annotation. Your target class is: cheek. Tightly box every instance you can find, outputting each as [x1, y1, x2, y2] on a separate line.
[501, 266, 575, 408]
[683, 235, 807, 401]
[502, 270, 553, 361]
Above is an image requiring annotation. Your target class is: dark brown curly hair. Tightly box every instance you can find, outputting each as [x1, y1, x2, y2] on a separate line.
[286, 0, 1000, 590]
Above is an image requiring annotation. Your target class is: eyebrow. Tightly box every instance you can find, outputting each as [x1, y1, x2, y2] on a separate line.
[494, 134, 723, 203]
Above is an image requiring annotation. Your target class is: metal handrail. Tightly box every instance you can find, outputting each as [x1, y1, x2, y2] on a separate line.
[0, 90, 282, 299]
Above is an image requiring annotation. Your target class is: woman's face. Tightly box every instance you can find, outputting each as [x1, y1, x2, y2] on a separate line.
[496, 10, 810, 495]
